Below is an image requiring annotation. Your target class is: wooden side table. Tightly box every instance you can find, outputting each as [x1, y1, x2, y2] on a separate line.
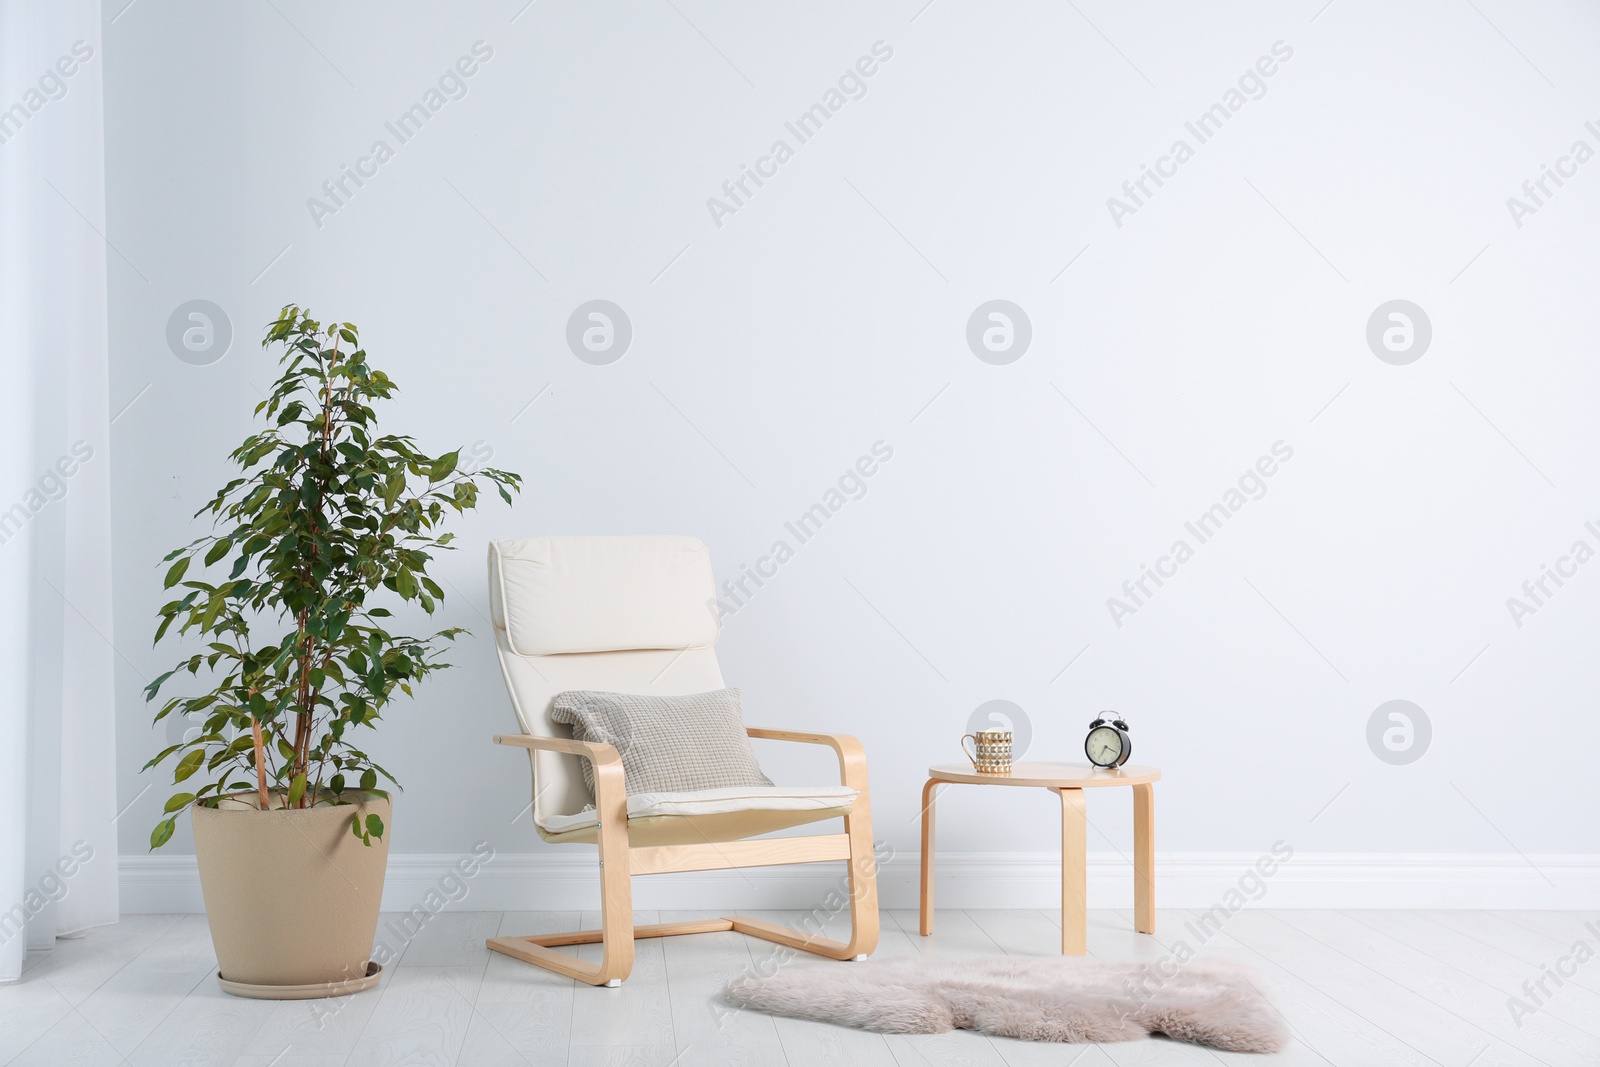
[919, 761, 1160, 955]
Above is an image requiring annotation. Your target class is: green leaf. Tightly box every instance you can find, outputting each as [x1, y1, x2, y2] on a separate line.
[428, 451, 458, 482]
[365, 813, 384, 838]
[150, 818, 176, 850]
[359, 768, 377, 791]
[164, 792, 195, 813]
[173, 749, 205, 782]
[143, 743, 183, 770]
[287, 771, 307, 806]
[204, 539, 231, 566]
[163, 556, 190, 589]
[143, 669, 176, 698]
[351, 813, 365, 839]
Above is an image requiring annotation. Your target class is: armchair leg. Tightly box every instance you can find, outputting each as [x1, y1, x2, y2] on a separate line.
[730, 777, 879, 961]
[487, 852, 636, 985]
[488, 786, 636, 986]
[483, 870, 633, 979]
[842, 789, 881, 956]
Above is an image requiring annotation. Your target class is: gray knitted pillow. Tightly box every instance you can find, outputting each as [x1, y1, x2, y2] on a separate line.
[550, 688, 774, 798]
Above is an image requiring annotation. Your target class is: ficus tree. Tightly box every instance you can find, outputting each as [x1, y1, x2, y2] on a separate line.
[143, 306, 520, 849]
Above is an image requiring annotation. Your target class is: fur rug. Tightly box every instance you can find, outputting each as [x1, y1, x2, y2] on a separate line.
[724, 955, 1287, 1053]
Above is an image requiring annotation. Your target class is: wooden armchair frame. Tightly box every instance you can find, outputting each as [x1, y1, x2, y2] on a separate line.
[486, 727, 880, 986]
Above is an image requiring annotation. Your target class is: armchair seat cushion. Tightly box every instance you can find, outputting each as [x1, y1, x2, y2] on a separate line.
[537, 784, 858, 835]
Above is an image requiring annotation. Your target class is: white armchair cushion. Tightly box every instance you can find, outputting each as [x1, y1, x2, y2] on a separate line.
[492, 536, 718, 656]
[552, 688, 772, 797]
[538, 784, 859, 835]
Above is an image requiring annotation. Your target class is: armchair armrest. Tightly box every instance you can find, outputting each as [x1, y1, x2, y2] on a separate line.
[493, 734, 627, 835]
[746, 728, 869, 791]
[494, 732, 621, 766]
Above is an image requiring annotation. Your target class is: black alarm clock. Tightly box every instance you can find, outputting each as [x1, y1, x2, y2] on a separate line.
[1085, 714, 1131, 768]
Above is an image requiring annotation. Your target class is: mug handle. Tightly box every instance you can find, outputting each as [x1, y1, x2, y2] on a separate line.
[961, 733, 980, 768]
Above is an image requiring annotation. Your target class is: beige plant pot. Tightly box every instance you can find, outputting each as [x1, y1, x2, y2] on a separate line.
[192, 791, 391, 999]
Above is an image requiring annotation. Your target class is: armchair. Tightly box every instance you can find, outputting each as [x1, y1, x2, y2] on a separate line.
[485, 536, 878, 986]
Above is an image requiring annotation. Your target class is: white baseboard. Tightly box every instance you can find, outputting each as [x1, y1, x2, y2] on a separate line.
[119, 850, 1600, 913]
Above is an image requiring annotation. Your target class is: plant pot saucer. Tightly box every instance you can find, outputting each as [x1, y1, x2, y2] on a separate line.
[217, 961, 381, 1000]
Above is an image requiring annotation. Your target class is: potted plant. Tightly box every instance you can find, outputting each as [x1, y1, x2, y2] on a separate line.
[142, 306, 520, 999]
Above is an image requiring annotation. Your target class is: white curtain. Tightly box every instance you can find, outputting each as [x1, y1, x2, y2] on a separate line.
[0, 0, 118, 981]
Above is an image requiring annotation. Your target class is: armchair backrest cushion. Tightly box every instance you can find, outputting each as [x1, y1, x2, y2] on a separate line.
[492, 536, 719, 655]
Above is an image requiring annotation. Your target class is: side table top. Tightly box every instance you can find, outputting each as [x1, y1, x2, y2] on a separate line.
[928, 762, 1160, 788]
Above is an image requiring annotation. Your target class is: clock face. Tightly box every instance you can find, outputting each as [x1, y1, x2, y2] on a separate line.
[1086, 725, 1124, 767]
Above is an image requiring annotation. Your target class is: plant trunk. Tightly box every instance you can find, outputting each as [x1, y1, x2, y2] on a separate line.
[291, 622, 315, 806]
[249, 717, 270, 809]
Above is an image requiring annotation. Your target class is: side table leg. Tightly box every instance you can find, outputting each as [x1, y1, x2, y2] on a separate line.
[1133, 782, 1155, 934]
[919, 778, 938, 936]
[1059, 788, 1087, 955]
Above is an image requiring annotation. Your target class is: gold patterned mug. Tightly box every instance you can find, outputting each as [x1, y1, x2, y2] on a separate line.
[961, 729, 1012, 774]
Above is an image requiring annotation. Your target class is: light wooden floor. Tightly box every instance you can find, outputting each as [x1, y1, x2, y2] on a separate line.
[4, 907, 1599, 1065]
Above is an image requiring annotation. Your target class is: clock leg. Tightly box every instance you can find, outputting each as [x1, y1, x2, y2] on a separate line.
[919, 778, 938, 936]
[1060, 788, 1087, 955]
[1133, 782, 1155, 935]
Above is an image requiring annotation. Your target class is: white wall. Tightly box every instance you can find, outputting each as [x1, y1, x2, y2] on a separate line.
[102, 0, 1600, 905]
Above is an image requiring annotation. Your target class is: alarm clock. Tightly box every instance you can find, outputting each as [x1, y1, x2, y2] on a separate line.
[1085, 714, 1131, 769]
